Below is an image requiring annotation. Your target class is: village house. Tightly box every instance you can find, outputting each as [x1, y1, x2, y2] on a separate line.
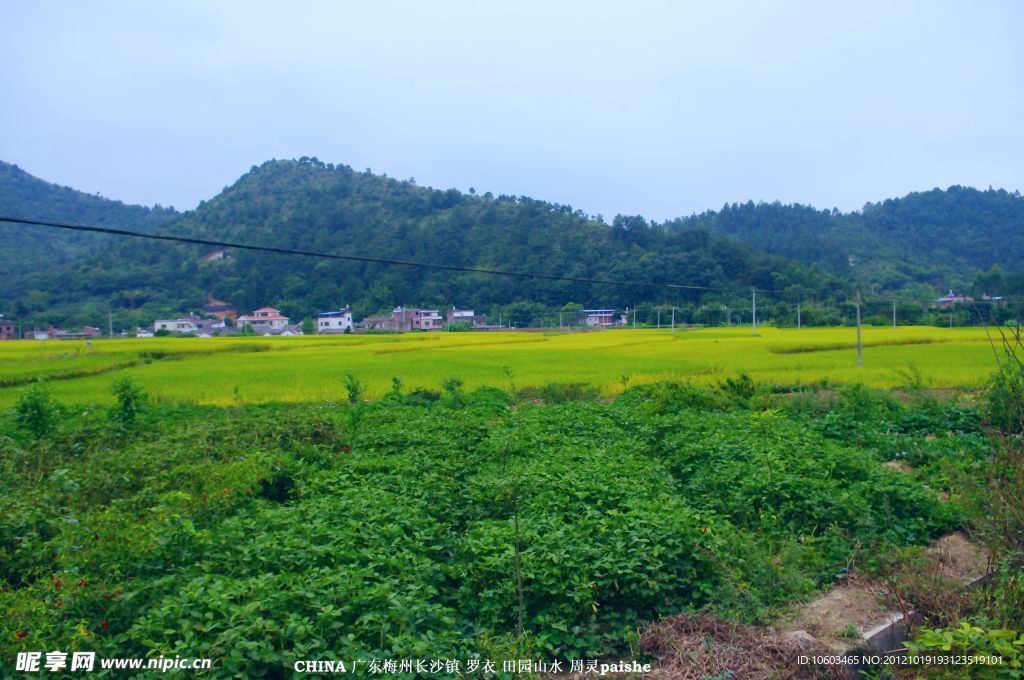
[359, 313, 393, 331]
[154, 317, 200, 334]
[317, 306, 353, 334]
[357, 307, 442, 332]
[150, 315, 227, 335]
[583, 309, 616, 326]
[46, 326, 102, 340]
[935, 290, 971, 308]
[446, 308, 488, 328]
[0, 315, 15, 341]
[414, 309, 443, 330]
[236, 307, 291, 333]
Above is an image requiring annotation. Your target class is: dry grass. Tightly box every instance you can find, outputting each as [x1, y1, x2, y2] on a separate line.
[639, 613, 842, 679]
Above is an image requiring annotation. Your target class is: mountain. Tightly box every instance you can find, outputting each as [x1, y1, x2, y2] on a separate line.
[0, 161, 178, 277]
[3, 158, 1020, 332]
[664, 186, 1024, 291]
[0, 158, 835, 329]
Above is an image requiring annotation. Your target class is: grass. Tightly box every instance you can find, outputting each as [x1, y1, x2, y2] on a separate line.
[0, 325, 1002, 407]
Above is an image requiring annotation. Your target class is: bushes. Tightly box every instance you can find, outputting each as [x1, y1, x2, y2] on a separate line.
[13, 383, 58, 441]
[0, 381, 980, 665]
[111, 376, 147, 428]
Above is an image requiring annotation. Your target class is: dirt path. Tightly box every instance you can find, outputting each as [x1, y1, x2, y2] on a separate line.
[776, 531, 987, 653]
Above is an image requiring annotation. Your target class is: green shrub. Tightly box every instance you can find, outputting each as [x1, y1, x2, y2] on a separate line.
[342, 372, 365, 404]
[111, 376, 147, 428]
[616, 381, 731, 412]
[518, 382, 600, 404]
[906, 622, 1023, 678]
[401, 388, 441, 406]
[13, 383, 58, 441]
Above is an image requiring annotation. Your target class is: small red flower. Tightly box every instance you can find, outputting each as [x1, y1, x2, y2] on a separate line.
[16, 631, 26, 639]
[56, 601, 62, 607]
[103, 593, 111, 600]
[339, 444, 352, 453]
[100, 620, 108, 630]
[53, 580, 61, 589]
[78, 580, 88, 588]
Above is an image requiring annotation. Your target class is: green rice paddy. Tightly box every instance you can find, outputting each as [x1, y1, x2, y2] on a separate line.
[0, 326, 1004, 407]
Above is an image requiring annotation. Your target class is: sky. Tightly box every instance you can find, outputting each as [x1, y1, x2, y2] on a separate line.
[2, 0, 1022, 222]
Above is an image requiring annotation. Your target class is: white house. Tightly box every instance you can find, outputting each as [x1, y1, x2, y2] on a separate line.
[237, 307, 291, 332]
[317, 306, 353, 334]
[446, 308, 488, 328]
[583, 309, 615, 326]
[153, 317, 199, 334]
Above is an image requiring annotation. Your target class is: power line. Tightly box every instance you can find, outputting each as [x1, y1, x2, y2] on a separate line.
[5, 214, 1013, 310]
[1, 214, 764, 294]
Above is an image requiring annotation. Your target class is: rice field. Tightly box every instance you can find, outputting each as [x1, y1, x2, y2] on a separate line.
[0, 325, 1005, 406]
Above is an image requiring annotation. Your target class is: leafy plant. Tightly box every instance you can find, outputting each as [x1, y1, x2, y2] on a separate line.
[906, 622, 1023, 678]
[342, 372, 365, 404]
[13, 383, 58, 441]
[111, 376, 147, 428]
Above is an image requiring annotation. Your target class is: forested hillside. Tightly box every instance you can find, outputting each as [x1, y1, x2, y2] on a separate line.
[665, 186, 1024, 291]
[0, 161, 178, 277]
[2, 158, 1021, 331]
[1, 159, 836, 329]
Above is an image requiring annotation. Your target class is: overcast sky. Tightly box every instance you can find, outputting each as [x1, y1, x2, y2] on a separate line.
[2, 1, 1022, 221]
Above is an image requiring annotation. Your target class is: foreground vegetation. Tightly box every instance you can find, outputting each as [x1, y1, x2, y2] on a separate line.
[2, 370, 990, 675]
[0, 326, 1002, 408]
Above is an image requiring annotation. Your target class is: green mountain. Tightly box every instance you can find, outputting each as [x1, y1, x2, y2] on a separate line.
[0, 161, 178, 277]
[3, 158, 1020, 331]
[665, 186, 1024, 292]
[1, 158, 835, 329]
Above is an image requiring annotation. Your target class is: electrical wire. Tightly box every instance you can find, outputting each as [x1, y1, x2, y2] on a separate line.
[0, 214, 773, 294]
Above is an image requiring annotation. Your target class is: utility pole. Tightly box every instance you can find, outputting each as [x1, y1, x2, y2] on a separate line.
[797, 302, 801, 330]
[657, 306, 661, 329]
[671, 306, 676, 331]
[892, 300, 896, 329]
[108, 309, 113, 339]
[632, 305, 636, 328]
[559, 311, 562, 328]
[856, 290, 863, 368]
[751, 289, 757, 335]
